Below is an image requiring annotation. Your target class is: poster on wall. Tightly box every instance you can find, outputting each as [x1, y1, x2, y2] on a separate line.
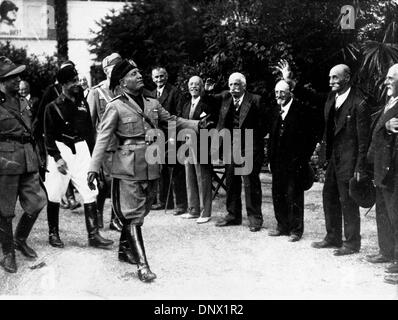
[0, 0, 50, 38]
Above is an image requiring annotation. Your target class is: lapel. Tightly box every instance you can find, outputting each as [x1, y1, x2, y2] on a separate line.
[334, 89, 355, 136]
[270, 105, 281, 137]
[374, 100, 398, 133]
[192, 99, 203, 120]
[324, 93, 335, 124]
[282, 100, 299, 131]
[239, 93, 251, 128]
[218, 93, 233, 128]
[159, 85, 169, 105]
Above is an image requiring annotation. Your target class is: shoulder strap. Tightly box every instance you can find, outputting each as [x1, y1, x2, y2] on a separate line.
[50, 101, 65, 122]
[97, 87, 111, 103]
[124, 94, 156, 129]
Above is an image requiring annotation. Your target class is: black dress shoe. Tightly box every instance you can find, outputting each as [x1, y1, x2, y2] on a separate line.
[268, 230, 288, 237]
[333, 247, 359, 256]
[366, 253, 392, 264]
[385, 261, 398, 274]
[14, 239, 37, 259]
[173, 208, 187, 216]
[249, 226, 261, 232]
[311, 240, 341, 249]
[215, 219, 241, 227]
[288, 234, 301, 242]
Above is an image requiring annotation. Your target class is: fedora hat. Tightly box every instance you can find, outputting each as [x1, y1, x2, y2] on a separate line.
[349, 176, 376, 208]
[0, 56, 25, 79]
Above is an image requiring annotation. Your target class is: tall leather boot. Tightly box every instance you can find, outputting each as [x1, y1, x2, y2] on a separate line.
[14, 212, 39, 259]
[110, 209, 122, 232]
[84, 202, 113, 248]
[47, 201, 64, 248]
[96, 190, 106, 229]
[0, 217, 17, 273]
[118, 224, 136, 264]
[125, 224, 156, 282]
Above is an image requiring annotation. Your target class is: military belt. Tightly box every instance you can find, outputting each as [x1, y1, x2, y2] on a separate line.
[0, 134, 34, 144]
[119, 138, 152, 146]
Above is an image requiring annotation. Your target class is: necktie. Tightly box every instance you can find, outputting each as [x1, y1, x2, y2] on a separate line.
[384, 99, 396, 113]
[234, 99, 240, 111]
[189, 102, 196, 119]
[157, 90, 161, 98]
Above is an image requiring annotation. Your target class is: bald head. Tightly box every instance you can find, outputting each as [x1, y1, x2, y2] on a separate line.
[329, 64, 351, 93]
[188, 75, 204, 98]
[385, 63, 398, 98]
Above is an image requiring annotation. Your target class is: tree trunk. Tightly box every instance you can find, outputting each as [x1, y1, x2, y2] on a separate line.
[54, 0, 68, 62]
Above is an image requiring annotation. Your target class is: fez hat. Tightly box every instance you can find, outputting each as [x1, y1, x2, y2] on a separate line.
[0, 56, 25, 79]
[56, 65, 78, 85]
[349, 177, 376, 208]
[102, 53, 122, 70]
[109, 59, 137, 91]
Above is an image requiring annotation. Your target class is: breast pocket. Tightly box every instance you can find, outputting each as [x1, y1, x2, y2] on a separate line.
[149, 109, 159, 126]
[120, 115, 141, 134]
[0, 114, 17, 132]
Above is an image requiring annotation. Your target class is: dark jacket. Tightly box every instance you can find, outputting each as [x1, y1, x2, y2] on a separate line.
[323, 87, 371, 181]
[150, 83, 181, 116]
[367, 100, 398, 189]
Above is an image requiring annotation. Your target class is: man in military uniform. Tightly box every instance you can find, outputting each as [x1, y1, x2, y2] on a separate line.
[87, 53, 122, 231]
[0, 56, 47, 273]
[87, 59, 210, 282]
[44, 64, 113, 249]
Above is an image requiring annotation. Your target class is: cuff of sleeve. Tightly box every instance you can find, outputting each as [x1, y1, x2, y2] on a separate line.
[53, 153, 62, 162]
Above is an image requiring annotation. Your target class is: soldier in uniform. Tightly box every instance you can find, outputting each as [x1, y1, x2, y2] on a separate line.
[0, 56, 47, 273]
[87, 53, 122, 231]
[44, 64, 113, 249]
[87, 59, 210, 282]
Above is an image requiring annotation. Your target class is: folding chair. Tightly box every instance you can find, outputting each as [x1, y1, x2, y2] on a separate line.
[211, 162, 227, 199]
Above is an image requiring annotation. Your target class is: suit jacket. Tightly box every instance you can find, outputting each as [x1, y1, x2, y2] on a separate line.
[150, 83, 181, 116]
[0, 93, 40, 175]
[89, 91, 198, 181]
[204, 90, 267, 158]
[268, 99, 317, 176]
[323, 87, 370, 181]
[367, 100, 398, 188]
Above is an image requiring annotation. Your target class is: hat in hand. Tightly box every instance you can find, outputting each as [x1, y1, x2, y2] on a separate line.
[349, 176, 376, 208]
[0, 56, 25, 79]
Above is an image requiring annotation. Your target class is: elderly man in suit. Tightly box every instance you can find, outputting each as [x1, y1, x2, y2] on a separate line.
[204, 72, 267, 232]
[312, 64, 371, 256]
[180, 76, 218, 223]
[150, 66, 187, 215]
[366, 64, 398, 276]
[267, 79, 318, 241]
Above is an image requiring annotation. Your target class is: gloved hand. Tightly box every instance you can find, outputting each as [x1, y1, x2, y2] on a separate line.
[56, 158, 68, 175]
[198, 114, 214, 129]
[87, 171, 99, 190]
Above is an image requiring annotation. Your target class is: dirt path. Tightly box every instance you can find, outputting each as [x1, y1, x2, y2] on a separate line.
[1, 174, 397, 299]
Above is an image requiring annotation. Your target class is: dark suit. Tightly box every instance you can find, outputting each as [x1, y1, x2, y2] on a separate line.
[181, 96, 217, 217]
[322, 87, 370, 250]
[206, 90, 266, 228]
[268, 99, 317, 237]
[367, 100, 398, 260]
[150, 83, 187, 211]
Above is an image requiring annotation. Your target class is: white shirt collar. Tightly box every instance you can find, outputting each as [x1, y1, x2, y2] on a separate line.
[280, 98, 293, 120]
[157, 86, 165, 96]
[191, 96, 200, 106]
[25, 94, 31, 101]
[385, 96, 398, 113]
[233, 93, 245, 107]
[335, 87, 351, 109]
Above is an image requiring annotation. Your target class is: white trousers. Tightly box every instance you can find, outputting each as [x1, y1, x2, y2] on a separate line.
[45, 141, 98, 203]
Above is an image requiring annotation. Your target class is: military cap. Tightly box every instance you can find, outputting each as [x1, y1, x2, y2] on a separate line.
[109, 59, 137, 91]
[0, 56, 25, 79]
[56, 65, 78, 85]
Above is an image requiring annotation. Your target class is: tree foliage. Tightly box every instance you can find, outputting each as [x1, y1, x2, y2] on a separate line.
[90, 0, 398, 104]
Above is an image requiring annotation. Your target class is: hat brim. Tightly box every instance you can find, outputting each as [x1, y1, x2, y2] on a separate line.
[0, 65, 26, 79]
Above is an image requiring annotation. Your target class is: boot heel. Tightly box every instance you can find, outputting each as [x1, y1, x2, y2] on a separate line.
[138, 266, 157, 282]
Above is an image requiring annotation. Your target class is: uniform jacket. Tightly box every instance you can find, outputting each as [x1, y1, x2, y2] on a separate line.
[89, 92, 198, 181]
[323, 87, 371, 181]
[150, 83, 181, 116]
[367, 100, 398, 189]
[0, 93, 40, 175]
[268, 99, 317, 175]
[44, 94, 95, 162]
[86, 80, 118, 151]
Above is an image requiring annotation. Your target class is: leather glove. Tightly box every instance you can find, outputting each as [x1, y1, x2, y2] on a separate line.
[198, 114, 214, 129]
[87, 171, 98, 190]
[56, 158, 68, 175]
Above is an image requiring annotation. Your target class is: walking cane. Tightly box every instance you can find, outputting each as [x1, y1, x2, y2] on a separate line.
[364, 204, 374, 217]
[164, 166, 174, 214]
